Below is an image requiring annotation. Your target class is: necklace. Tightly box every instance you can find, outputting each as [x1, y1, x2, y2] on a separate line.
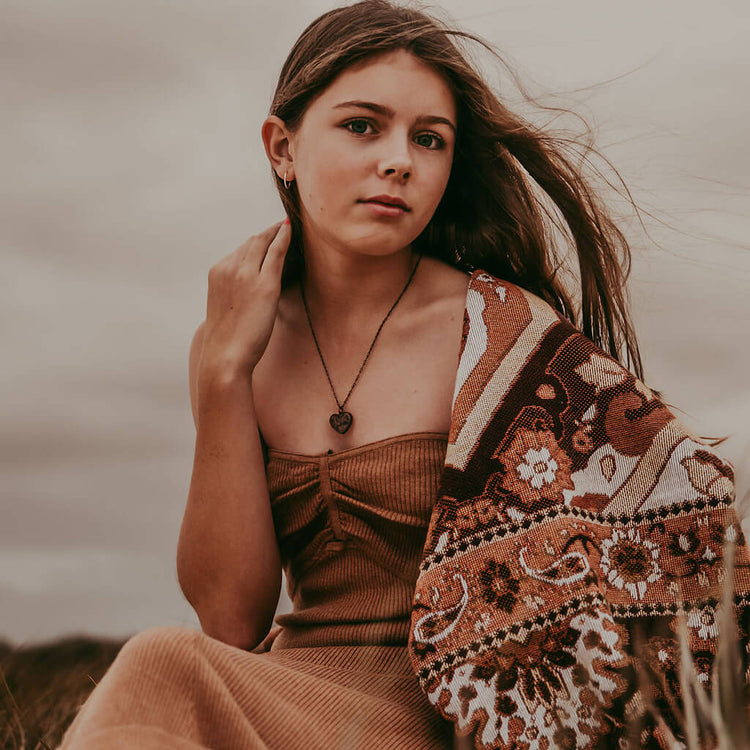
[300, 253, 423, 434]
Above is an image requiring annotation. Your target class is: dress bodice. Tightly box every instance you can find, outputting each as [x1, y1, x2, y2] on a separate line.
[263, 432, 449, 649]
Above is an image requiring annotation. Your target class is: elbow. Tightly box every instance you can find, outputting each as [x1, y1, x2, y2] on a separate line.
[199, 617, 264, 651]
[192, 589, 281, 652]
[177, 560, 282, 651]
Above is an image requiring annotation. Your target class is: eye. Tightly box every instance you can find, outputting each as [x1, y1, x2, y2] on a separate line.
[341, 118, 446, 150]
[342, 118, 374, 136]
[414, 132, 445, 150]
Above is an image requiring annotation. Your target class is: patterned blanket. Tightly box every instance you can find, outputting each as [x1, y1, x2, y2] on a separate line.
[407, 268, 750, 749]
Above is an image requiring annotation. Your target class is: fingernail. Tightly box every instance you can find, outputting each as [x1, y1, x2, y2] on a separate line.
[284, 217, 290, 225]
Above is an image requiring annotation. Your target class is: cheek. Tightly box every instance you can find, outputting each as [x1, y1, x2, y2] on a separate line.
[420, 161, 452, 208]
[301, 148, 359, 209]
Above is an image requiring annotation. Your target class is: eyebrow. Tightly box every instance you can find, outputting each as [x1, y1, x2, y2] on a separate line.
[332, 100, 456, 135]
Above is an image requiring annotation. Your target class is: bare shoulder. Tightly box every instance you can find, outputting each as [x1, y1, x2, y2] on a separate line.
[410, 255, 472, 320]
[423, 255, 472, 287]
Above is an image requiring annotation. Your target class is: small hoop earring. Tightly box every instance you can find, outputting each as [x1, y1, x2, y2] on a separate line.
[283, 171, 291, 189]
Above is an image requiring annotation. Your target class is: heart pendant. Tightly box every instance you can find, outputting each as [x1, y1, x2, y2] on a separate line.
[329, 411, 353, 434]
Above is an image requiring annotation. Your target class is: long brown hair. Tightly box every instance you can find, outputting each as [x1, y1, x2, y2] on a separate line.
[268, 0, 646, 380]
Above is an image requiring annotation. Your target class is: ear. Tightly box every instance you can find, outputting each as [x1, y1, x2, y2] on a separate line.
[262, 116, 295, 182]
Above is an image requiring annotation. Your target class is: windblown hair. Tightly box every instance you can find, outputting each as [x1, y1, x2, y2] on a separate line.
[268, 0, 645, 379]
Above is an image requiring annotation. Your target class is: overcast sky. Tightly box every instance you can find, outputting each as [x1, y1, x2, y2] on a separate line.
[2, 0, 749, 647]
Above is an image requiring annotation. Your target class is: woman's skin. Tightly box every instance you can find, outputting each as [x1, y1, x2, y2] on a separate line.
[254, 48, 472, 456]
[263, 48, 457, 336]
[179, 50, 472, 650]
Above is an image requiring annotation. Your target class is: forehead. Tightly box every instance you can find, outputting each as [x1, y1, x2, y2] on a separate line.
[313, 50, 456, 120]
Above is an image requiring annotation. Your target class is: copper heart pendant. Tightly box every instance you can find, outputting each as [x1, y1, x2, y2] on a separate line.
[329, 411, 353, 434]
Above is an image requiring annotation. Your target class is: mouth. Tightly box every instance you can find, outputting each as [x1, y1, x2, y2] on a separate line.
[359, 201, 409, 217]
[359, 195, 410, 211]
[363, 200, 407, 209]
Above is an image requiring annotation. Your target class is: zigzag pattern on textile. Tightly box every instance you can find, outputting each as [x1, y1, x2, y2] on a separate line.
[407, 269, 750, 749]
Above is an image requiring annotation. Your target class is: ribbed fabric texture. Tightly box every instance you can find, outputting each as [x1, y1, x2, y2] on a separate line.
[266, 431, 450, 653]
[57, 433, 456, 749]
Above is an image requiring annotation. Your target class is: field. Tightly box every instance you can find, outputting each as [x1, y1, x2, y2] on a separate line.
[0, 635, 124, 750]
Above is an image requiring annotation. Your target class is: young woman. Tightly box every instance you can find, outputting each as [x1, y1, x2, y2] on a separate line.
[58, 1, 750, 748]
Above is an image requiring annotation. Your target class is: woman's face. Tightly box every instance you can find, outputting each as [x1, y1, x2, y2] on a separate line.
[286, 49, 457, 260]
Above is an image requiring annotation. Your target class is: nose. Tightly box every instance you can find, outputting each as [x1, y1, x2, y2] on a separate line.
[377, 129, 412, 180]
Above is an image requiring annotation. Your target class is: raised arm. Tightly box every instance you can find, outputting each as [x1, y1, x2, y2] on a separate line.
[177, 220, 290, 651]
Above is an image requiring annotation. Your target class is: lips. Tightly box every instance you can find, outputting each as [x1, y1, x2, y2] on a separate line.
[360, 194, 409, 210]
[366, 201, 406, 211]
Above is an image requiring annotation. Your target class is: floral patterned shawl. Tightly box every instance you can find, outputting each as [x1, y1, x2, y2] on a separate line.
[408, 268, 750, 749]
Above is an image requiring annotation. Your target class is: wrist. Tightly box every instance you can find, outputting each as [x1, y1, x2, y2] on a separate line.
[197, 364, 255, 416]
[198, 356, 254, 389]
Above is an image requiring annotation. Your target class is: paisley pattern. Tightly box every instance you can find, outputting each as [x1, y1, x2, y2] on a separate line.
[407, 269, 750, 748]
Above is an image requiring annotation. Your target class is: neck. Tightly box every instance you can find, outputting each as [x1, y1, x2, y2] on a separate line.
[298, 245, 421, 340]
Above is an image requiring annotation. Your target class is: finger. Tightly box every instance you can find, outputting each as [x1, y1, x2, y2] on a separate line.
[260, 221, 292, 278]
[236, 221, 286, 266]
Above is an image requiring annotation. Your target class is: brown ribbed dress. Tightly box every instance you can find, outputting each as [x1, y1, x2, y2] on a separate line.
[57, 432, 456, 749]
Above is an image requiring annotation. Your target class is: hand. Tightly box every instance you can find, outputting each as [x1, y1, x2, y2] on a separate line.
[249, 625, 282, 653]
[199, 219, 292, 383]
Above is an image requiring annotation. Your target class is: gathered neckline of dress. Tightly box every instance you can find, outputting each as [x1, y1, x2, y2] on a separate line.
[265, 430, 450, 462]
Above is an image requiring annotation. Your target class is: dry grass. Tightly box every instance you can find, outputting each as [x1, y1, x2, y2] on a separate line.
[0, 635, 124, 750]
